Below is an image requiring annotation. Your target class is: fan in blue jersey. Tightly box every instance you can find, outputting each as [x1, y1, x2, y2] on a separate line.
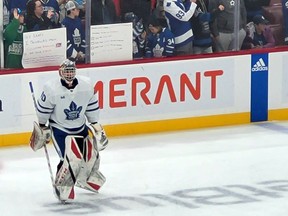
[189, 0, 213, 54]
[163, 0, 197, 56]
[61, 1, 85, 62]
[29, 59, 108, 202]
[145, 18, 175, 58]
[124, 12, 147, 59]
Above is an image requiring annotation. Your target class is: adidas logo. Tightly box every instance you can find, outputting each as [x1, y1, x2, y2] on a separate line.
[252, 58, 268, 72]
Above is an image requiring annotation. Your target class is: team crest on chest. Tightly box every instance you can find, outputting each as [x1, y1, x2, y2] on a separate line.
[64, 101, 82, 120]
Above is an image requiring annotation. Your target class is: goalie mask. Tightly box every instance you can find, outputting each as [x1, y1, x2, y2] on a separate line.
[59, 59, 76, 84]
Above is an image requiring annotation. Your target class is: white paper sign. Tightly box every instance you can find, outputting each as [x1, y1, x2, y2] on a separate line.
[90, 23, 133, 63]
[22, 28, 66, 68]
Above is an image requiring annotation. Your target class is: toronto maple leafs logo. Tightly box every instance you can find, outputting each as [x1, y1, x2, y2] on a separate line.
[73, 28, 81, 47]
[153, 44, 164, 57]
[64, 101, 82, 120]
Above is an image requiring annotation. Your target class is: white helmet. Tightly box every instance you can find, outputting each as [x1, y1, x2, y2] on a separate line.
[59, 59, 76, 84]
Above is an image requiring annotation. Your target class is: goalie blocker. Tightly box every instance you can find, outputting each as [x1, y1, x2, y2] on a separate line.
[30, 121, 51, 151]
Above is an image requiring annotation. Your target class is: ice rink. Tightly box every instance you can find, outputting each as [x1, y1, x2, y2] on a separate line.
[1, 121, 288, 216]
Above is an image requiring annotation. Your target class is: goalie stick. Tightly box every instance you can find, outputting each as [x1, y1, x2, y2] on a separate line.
[29, 81, 61, 201]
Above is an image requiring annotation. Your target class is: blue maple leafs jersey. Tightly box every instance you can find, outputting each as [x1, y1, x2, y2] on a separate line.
[164, 0, 197, 47]
[145, 27, 175, 58]
[36, 75, 99, 133]
[61, 17, 85, 60]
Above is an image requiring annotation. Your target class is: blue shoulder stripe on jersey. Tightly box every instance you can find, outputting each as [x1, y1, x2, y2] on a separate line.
[88, 100, 98, 106]
[37, 100, 54, 110]
[86, 107, 100, 112]
[37, 107, 53, 114]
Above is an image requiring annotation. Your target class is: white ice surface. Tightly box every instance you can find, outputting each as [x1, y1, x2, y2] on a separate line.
[1, 121, 288, 216]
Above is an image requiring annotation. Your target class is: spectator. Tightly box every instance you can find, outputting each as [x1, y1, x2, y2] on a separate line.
[57, 0, 67, 23]
[40, 0, 61, 27]
[120, 0, 153, 29]
[244, 0, 270, 23]
[241, 14, 275, 49]
[61, 0, 86, 62]
[58, 0, 86, 23]
[75, 0, 86, 19]
[124, 12, 146, 59]
[151, 0, 167, 27]
[26, 0, 54, 31]
[57, 0, 85, 22]
[91, 0, 119, 25]
[163, 0, 197, 56]
[145, 18, 175, 58]
[191, 0, 213, 54]
[3, 8, 27, 68]
[209, 0, 247, 52]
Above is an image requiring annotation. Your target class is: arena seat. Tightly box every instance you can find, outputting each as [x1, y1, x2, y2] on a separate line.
[269, 0, 282, 6]
[262, 5, 283, 25]
[268, 24, 285, 46]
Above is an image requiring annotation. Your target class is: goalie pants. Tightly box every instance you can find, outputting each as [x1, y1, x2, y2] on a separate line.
[51, 126, 89, 159]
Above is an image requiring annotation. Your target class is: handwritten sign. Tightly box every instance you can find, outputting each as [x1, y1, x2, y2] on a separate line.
[90, 23, 133, 63]
[22, 28, 66, 68]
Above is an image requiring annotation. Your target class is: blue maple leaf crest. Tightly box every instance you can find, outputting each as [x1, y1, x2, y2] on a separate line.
[64, 101, 82, 120]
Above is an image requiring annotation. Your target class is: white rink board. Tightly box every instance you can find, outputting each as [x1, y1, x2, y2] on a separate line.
[268, 51, 288, 109]
[0, 55, 251, 134]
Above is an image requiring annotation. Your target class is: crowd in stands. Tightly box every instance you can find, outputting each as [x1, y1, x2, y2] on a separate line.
[1, 0, 286, 69]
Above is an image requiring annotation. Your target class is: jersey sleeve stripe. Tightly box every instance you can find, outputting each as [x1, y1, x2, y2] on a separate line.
[88, 100, 98, 106]
[86, 107, 100, 112]
[37, 100, 54, 110]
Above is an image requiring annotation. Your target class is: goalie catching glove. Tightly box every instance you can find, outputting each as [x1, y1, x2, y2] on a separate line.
[90, 123, 108, 151]
[30, 121, 51, 151]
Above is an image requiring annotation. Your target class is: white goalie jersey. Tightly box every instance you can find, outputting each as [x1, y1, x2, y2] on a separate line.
[36, 75, 100, 133]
